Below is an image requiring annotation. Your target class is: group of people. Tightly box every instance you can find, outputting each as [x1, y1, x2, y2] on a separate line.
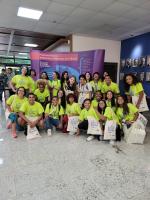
[4, 66, 146, 143]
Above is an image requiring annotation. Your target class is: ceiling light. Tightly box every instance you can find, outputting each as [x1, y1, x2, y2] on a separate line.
[24, 43, 38, 47]
[17, 7, 43, 20]
[18, 52, 28, 55]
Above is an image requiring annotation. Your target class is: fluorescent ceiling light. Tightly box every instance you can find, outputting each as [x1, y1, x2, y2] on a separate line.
[24, 43, 38, 47]
[17, 7, 43, 20]
[18, 52, 28, 55]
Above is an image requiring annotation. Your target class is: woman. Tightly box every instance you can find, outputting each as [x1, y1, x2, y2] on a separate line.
[10, 66, 32, 94]
[116, 96, 139, 128]
[78, 74, 92, 107]
[51, 71, 61, 97]
[105, 91, 116, 111]
[85, 72, 92, 83]
[65, 94, 81, 135]
[37, 72, 51, 91]
[123, 74, 144, 109]
[91, 90, 103, 108]
[64, 76, 77, 96]
[30, 69, 36, 81]
[6, 87, 27, 138]
[90, 72, 102, 93]
[61, 71, 69, 90]
[45, 96, 64, 136]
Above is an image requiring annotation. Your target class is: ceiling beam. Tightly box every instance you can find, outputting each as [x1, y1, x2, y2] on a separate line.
[7, 30, 15, 56]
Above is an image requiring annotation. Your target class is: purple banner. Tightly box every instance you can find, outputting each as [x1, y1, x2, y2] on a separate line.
[30, 49, 105, 80]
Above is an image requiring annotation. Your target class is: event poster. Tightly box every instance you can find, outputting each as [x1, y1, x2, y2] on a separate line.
[30, 50, 105, 80]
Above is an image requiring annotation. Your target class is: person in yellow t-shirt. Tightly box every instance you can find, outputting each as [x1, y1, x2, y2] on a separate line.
[94, 99, 120, 142]
[19, 93, 44, 135]
[90, 72, 102, 94]
[6, 87, 27, 138]
[10, 66, 32, 94]
[116, 95, 139, 127]
[34, 81, 50, 109]
[101, 75, 120, 97]
[124, 74, 144, 109]
[45, 96, 64, 136]
[36, 72, 51, 91]
[105, 90, 116, 111]
[77, 99, 101, 141]
[91, 90, 103, 108]
[61, 71, 69, 91]
[85, 72, 92, 83]
[65, 94, 81, 135]
[51, 71, 61, 97]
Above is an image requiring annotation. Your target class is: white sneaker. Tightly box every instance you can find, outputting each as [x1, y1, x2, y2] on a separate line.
[86, 135, 94, 142]
[47, 129, 52, 136]
[109, 140, 115, 145]
[69, 132, 75, 135]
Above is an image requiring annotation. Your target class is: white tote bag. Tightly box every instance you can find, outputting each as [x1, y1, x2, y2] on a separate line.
[26, 117, 41, 140]
[104, 120, 117, 140]
[123, 121, 146, 144]
[67, 116, 79, 132]
[78, 93, 90, 107]
[87, 117, 103, 135]
[136, 113, 148, 128]
[132, 94, 149, 112]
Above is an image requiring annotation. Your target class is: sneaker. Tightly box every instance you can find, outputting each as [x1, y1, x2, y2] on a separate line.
[109, 140, 115, 145]
[69, 132, 75, 135]
[47, 129, 52, 136]
[86, 135, 94, 142]
[12, 132, 17, 138]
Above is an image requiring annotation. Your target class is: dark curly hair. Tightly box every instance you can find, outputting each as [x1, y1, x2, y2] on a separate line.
[123, 73, 139, 92]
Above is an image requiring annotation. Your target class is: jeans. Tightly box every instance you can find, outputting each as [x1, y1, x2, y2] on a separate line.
[45, 117, 59, 130]
[8, 113, 24, 131]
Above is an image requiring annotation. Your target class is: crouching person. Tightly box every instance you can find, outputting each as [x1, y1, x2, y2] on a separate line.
[6, 87, 27, 138]
[18, 93, 44, 135]
[44, 96, 64, 136]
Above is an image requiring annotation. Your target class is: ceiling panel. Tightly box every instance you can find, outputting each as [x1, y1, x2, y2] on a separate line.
[47, 2, 75, 16]
[53, 0, 83, 6]
[20, 0, 51, 10]
[119, 0, 148, 6]
[80, 0, 115, 12]
[40, 13, 65, 23]
[124, 7, 150, 20]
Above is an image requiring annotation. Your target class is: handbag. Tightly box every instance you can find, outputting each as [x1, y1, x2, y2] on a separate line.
[26, 116, 41, 140]
[104, 120, 117, 140]
[67, 116, 79, 132]
[132, 94, 149, 112]
[123, 121, 146, 144]
[87, 117, 102, 135]
[136, 113, 148, 128]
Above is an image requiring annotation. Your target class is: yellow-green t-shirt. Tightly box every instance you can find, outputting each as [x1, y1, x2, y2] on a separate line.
[106, 100, 116, 111]
[45, 104, 64, 119]
[6, 94, 27, 113]
[51, 80, 61, 96]
[104, 107, 119, 124]
[90, 80, 102, 92]
[126, 83, 144, 96]
[79, 107, 99, 121]
[28, 77, 36, 92]
[11, 75, 31, 89]
[34, 88, 50, 103]
[20, 101, 44, 117]
[116, 103, 138, 122]
[91, 100, 99, 108]
[101, 81, 120, 94]
[66, 103, 81, 115]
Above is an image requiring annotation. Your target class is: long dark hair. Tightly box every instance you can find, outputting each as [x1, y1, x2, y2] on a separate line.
[85, 72, 92, 82]
[67, 76, 77, 91]
[116, 95, 129, 115]
[61, 71, 69, 86]
[123, 74, 139, 92]
[106, 90, 116, 107]
[57, 89, 66, 109]
[97, 99, 107, 114]
[40, 72, 49, 80]
[54, 71, 60, 80]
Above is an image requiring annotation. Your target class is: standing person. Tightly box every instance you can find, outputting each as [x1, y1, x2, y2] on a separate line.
[64, 76, 78, 96]
[44, 96, 64, 136]
[30, 69, 37, 81]
[37, 72, 51, 91]
[90, 72, 102, 94]
[85, 72, 92, 83]
[61, 71, 69, 91]
[6, 68, 15, 97]
[19, 93, 44, 135]
[102, 71, 109, 82]
[34, 81, 50, 109]
[10, 66, 33, 95]
[78, 74, 92, 107]
[101, 75, 120, 97]
[0, 69, 7, 102]
[123, 74, 145, 109]
[6, 87, 27, 138]
[51, 71, 61, 97]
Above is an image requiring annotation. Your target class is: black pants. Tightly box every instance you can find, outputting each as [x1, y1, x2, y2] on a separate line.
[116, 126, 121, 141]
[0, 90, 3, 101]
[78, 120, 88, 130]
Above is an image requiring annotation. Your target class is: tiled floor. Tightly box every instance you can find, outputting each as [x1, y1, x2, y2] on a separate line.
[0, 103, 150, 200]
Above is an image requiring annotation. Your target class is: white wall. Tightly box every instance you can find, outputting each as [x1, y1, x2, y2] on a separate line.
[72, 34, 121, 81]
[51, 43, 70, 52]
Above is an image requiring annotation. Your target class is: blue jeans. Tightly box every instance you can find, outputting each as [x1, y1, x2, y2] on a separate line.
[8, 113, 24, 131]
[45, 117, 59, 130]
